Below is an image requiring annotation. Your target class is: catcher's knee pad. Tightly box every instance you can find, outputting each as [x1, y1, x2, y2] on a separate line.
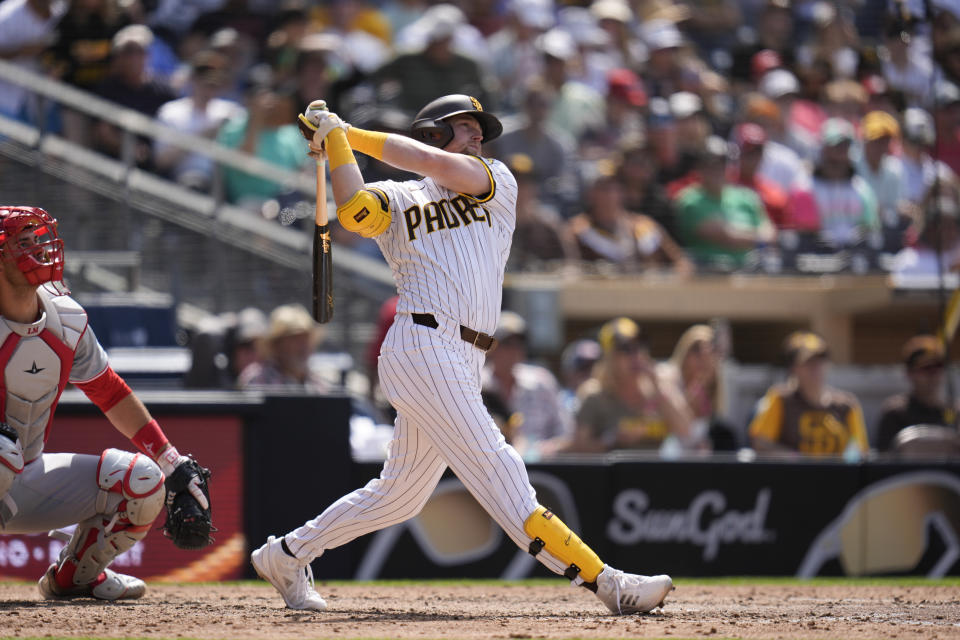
[96, 449, 165, 527]
[55, 449, 164, 586]
[524, 505, 604, 584]
[0, 423, 24, 499]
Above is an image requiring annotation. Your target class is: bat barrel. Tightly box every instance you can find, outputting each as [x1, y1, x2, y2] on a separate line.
[313, 223, 333, 323]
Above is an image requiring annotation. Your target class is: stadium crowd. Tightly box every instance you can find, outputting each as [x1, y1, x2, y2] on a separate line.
[2, 0, 959, 457]
[3, 0, 960, 275]
[186, 299, 958, 459]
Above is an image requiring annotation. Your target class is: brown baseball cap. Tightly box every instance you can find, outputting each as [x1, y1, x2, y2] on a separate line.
[902, 335, 946, 368]
[784, 331, 829, 366]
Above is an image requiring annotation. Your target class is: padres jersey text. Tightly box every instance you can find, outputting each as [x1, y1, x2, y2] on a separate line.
[368, 156, 517, 334]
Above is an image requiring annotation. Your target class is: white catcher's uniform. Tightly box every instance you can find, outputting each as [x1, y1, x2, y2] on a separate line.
[0, 287, 151, 534]
[286, 157, 571, 577]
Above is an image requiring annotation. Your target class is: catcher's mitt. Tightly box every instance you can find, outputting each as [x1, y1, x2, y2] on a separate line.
[161, 456, 214, 550]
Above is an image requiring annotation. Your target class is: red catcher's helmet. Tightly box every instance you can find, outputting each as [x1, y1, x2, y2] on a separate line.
[0, 207, 65, 288]
[410, 94, 503, 148]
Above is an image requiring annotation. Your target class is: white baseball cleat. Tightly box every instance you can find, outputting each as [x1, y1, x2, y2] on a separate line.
[251, 535, 327, 611]
[595, 565, 674, 615]
[37, 564, 146, 601]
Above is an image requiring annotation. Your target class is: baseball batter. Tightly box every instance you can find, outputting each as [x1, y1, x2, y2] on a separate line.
[0, 206, 210, 600]
[252, 96, 674, 615]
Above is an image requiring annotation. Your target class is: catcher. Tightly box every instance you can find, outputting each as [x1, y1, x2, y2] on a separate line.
[0, 206, 212, 601]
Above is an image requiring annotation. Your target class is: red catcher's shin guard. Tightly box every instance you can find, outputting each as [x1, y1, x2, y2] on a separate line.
[55, 526, 102, 588]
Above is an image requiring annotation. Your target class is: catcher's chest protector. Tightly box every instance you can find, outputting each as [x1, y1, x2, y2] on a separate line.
[0, 289, 87, 462]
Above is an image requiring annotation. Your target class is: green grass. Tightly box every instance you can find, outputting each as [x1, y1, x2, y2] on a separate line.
[6, 576, 958, 588]
[668, 575, 960, 587]
[290, 576, 960, 588]
[160, 576, 960, 588]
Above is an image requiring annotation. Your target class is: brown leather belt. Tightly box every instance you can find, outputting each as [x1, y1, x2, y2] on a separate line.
[411, 313, 498, 353]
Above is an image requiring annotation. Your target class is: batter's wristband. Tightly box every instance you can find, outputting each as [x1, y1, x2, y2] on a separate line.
[131, 419, 169, 460]
[346, 127, 388, 160]
[326, 127, 357, 171]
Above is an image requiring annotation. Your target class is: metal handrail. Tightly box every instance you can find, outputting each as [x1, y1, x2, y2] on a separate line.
[0, 61, 398, 289]
[0, 58, 314, 194]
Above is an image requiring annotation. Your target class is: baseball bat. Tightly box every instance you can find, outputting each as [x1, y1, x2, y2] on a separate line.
[312, 154, 334, 323]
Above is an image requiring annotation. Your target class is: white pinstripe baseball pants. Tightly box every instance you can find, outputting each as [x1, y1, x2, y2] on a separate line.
[285, 313, 570, 576]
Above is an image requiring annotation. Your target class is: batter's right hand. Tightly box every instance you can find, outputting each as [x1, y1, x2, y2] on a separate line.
[314, 111, 345, 143]
[298, 100, 326, 141]
[298, 100, 347, 143]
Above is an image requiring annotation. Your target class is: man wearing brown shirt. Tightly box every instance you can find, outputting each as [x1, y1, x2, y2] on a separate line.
[749, 331, 869, 456]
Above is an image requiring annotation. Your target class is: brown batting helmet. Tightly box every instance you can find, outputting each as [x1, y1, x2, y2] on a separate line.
[410, 94, 503, 148]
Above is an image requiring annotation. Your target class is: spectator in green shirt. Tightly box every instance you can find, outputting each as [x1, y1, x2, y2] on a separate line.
[675, 136, 777, 270]
[217, 76, 307, 211]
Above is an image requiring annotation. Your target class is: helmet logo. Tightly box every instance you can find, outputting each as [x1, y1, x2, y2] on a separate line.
[470, 96, 483, 112]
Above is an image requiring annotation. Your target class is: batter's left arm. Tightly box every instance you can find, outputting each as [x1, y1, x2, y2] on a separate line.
[303, 104, 489, 198]
[375, 135, 491, 196]
[336, 121, 490, 196]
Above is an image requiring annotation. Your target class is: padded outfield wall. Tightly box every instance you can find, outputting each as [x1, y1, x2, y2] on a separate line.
[0, 392, 955, 581]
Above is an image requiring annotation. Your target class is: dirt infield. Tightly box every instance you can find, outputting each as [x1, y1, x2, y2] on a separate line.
[0, 581, 958, 639]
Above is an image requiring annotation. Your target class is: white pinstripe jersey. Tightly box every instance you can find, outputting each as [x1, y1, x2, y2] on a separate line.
[369, 156, 517, 335]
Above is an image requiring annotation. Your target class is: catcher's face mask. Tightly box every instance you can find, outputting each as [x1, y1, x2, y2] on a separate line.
[0, 207, 65, 288]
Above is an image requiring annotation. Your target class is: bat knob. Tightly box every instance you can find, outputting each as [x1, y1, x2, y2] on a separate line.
[304, 100, 328, 118]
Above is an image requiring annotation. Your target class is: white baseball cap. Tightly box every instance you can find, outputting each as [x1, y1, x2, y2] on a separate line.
[642, 19, 684, 51]
[591, 0, 633, 23]
[903, 107, 935, 146]
[422, 3, 465, 42]
[513, 0, 555, 30]
[494, 310, 528, 342]
[668, 91, 703, 119]
[536, 28, 577, 60]
[112, 24, 154, 52]
[235, 307, 268, 343]
[934, 80, 960, 107]
[759, 69, 800, 99]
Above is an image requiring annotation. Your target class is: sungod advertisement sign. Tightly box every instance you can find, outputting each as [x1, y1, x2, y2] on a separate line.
[335, 460, 959, 579]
